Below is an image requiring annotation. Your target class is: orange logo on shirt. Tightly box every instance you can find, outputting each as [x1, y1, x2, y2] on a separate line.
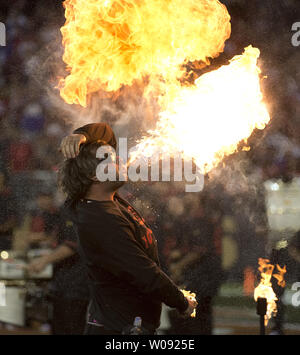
[127, 206, 153, 249]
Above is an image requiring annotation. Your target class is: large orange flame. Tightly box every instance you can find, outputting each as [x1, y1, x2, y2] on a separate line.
[59, 0, 271, 174]
[59, 0, 231, 106]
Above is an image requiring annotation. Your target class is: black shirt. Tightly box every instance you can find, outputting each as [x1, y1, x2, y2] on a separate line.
[74, 194, 188, 333]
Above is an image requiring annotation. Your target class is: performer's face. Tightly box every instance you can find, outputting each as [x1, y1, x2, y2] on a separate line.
[92, 154, 127, 192]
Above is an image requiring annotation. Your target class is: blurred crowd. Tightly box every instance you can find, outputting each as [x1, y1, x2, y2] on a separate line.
[0, 0, 299, 333]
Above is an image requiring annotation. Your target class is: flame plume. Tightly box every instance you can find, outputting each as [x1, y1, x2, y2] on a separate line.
[59, 0, 231, 106]
[130, 46, 270, 173]
[59, 0, 271, 174]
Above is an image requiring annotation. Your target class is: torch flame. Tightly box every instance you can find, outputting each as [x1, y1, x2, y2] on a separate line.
[273, 264, 287, 288]
[254, 258, 286, 326]
[181, 289, 197, 318]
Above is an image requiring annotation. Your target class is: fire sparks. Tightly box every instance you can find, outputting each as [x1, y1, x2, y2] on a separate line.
[181, 289, 197, 317]
[59, 0, 231, 106]
[254, 258, 286, 326]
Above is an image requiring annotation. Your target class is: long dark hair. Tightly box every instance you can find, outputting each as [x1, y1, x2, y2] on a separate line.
[58, 142, 102, 205]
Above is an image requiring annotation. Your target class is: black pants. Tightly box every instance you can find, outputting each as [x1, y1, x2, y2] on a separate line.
[52, 298, 89, 335]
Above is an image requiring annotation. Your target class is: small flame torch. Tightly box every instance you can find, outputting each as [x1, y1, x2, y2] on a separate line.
[254, 258, 286, 335]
